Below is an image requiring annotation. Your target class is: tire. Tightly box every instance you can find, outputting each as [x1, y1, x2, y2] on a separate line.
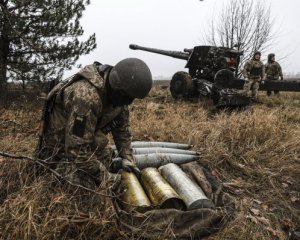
[214, 69, 235, 88]
[170, 71, 195, 99]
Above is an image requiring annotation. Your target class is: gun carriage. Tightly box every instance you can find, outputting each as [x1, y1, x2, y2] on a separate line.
[130, 44, 300, 108]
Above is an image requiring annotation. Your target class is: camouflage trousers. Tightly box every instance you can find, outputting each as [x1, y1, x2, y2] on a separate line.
[39, 146, 113, 189]
[266, 77, 279, 96]
[243, 78, 260, 97]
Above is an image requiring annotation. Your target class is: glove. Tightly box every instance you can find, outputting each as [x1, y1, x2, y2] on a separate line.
[121, 159, 141, 178]
[280, 77, 284, 80]
[244, 78, 249, 81]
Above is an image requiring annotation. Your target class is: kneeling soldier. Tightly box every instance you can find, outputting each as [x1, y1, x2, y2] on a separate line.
[37, 58, 152, 188]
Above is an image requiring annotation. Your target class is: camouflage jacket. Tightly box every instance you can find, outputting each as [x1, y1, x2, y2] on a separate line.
[42, 63, 133, 164]
[243, 59, 265, 80]
[265, 61, 283, 80]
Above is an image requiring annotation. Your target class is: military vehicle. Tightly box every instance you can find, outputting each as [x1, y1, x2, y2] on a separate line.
[129, 44, 300, 108]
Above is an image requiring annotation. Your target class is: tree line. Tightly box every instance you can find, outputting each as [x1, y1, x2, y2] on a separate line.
[0, 0, 276, 91]
[0, 0, 96, 90]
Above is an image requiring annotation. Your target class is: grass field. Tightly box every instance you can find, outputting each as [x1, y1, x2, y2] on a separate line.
[0, 86, 299, 239]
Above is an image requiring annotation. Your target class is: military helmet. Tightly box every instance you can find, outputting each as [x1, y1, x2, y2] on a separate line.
[268, 53, 275, 61]
[109, 58, 153, 99]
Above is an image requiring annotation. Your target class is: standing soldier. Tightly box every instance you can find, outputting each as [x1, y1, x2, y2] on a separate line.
[243, 51, 265, 98]
[36, 58, 153, 188]
[265, 53, 283, 96]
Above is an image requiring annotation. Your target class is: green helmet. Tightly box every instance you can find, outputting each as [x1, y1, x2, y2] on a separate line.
[268, 53, 275, 62]
[109, 58, 153, 99]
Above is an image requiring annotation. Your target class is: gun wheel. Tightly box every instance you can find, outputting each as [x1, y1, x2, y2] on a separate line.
[170, 71, 195, 99]
[214, 69, 235, 88]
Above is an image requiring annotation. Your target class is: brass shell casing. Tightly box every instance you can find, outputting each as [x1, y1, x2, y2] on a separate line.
[140, 168, 185, 210]
[121, 171, 151, 212]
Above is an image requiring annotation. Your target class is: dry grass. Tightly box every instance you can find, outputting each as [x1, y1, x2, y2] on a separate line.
[0, 86, 299, 239]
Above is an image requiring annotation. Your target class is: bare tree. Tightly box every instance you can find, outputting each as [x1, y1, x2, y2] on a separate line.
[205, 0, 274, 77]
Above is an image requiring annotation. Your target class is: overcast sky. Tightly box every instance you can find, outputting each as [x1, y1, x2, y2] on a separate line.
[65, 0, 300, 78]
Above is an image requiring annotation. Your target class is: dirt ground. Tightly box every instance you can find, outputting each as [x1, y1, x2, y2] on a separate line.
[0, 86, 299, 239]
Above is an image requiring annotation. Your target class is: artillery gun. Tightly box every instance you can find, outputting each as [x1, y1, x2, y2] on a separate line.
[129, 44, 300, 108]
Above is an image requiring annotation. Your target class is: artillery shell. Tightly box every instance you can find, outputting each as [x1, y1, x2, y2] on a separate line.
[159, 163, 215, 210]
[114, 147, 199, 156]
[121, 171, 151, 212]
[140, 168, 185, 210]
[135, 153, 199, 169]
[131, 141, 192, 149]
[111, 153, 200, 171]
[111, 141, 192, 150]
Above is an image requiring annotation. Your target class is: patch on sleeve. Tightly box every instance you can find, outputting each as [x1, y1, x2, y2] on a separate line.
[72, 113, 87, 138]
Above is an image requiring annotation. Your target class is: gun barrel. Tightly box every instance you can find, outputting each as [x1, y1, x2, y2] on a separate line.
[184, 48, 193, 53]
[129, 44, 189, 60]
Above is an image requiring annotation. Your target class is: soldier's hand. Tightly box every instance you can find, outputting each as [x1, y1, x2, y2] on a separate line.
[244, 78, 249, 81]
[121, 159, 141, 178]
